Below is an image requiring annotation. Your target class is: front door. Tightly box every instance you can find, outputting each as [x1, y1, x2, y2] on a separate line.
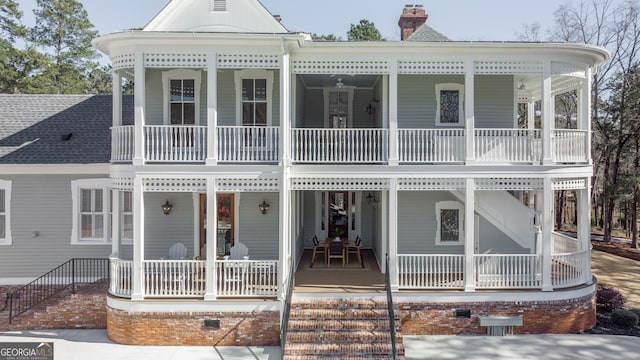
[199, 194, 235, 257]
[328, 191, 349, 239]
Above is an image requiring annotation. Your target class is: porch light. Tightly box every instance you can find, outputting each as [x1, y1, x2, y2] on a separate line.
[258, 200, 270, 214]
[161, 199, 173, 215]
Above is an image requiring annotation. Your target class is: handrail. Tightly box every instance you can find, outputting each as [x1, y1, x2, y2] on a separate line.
[385, 253, 397, 360]
[280, 259, 295, 353]
[0, 293, 9, 312]
[7, 258, 109, 324]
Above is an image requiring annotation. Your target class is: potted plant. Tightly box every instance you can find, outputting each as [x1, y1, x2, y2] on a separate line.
[333, 227, 344, 241]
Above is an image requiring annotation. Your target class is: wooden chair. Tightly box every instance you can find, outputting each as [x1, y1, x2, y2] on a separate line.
[311, 235, 326, 265]
[327, 241, 345, 267]
[347, 236, 362, 267]
[168, 242, 188, 260]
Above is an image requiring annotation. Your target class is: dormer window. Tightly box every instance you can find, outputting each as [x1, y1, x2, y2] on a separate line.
[211, 0, 229, 12]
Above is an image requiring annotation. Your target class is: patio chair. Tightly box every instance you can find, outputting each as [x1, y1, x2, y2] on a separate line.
[346, 236, 362, 267]
[229, 241, 249, 260]
[327, 240, 345, 267]
[310, 235, 326, 266]
[168, 242, 188, 260]
[224, 242, 249, 293]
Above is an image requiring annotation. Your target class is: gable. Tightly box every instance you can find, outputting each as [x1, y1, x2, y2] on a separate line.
[144, 0, 288, 33]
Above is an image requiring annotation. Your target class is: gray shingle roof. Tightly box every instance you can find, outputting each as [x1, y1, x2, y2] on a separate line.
[406, 24, 450, 42]
[0, 94, 133, 164]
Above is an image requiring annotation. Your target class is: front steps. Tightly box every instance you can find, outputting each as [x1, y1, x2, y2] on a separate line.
[284, 298, 405, 359]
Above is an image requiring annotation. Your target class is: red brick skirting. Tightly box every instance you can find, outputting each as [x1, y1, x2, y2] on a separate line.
[398, 293, 596, 335]
[107, 307, 280, 346]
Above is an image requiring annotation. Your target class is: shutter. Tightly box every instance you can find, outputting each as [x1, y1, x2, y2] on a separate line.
[211, 0, 227, 12]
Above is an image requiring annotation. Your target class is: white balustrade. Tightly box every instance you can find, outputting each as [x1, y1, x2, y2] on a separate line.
[398, 129, 464, 163]
[397, 255, 465, 289]
[109, 258, 133, 297]
[111, 126, 134, 162]
[216, 259, 278, 297]
[475, 254, 541, 289]
[475, 129, 542, 163]
[143, 260, 206, 297]
[553, 129, 588, 163]
[552, 250, 589, 288]
[145, 125, 207, 162]
[552, 232, 581, 254]
[218, 126, 279, 162]
[291, 128, 388, 163]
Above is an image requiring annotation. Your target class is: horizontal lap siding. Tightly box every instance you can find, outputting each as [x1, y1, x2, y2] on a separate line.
[237, 192, 279, 260]
[145, 70, 164, 125]
[143, 192, 194, 260]
[398, 75, 464, 129]
[217, 70, 236, 126]
[475, 75, 514, 128]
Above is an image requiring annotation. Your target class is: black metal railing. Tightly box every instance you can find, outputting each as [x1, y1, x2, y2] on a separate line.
[7, 258, 110, 324]
[385, 253, 398, 360]
[280, 260, 295, 352]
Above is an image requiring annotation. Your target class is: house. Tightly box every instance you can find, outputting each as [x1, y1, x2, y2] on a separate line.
[1, 0, 608, 354]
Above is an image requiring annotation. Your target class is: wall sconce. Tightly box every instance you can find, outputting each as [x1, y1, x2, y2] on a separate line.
[258, 200, 270, 214]
[366, 192, 380, 208]
[161, 199, 173, 215]
[365, 98, 379, 115]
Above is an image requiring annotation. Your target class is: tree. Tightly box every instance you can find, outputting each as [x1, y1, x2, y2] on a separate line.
[30, 0, 99, 94]
[347, 19, 384, 41]
[312, 33, 339, 42]
[517, 21, 542, 41]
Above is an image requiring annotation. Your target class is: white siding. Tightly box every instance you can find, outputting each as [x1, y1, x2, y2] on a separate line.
[237, 192, 279, 260]
[143, 192, 195, 260]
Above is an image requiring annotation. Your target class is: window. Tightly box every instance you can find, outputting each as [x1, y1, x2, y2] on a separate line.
[71, 179, 111, 244]
[162, 70, 202, 125]
[0, 180, 12, 245]
[234, 69, 273, 126]
[435, 201, 464, 245]
[435, 84, 465, 126]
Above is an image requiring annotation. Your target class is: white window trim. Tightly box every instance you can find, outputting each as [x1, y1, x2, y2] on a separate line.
[71, 178, 112, 245]
[0, 180, 12, 245]
[435, 200, 464, 245]
[234, 69, 274, 126]
[435, 83, 465, 127]
[162, 69, 202, 125]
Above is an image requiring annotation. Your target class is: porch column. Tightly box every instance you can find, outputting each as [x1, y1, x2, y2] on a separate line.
[133, 52, 146, 166]
[464, 179, 476, 291]
[388, 61, 399, 166]
[580, 68, 593, 163]
[206, 53, 218, 166]
[541, 60, 553, 165]
[388, 179, 399, 291]
[204, 178, 218, 300]
[131, 176, 145, 300]
[578, 178, 593, 284]
[465, 60, 476, 164]
[110, 189, 121, 258]
[541, 178, 553, 291]
[112, 70, 122, 127]
[280, 51, 291, 167]
[527, 101, 535, 130]
[278, 169, 291, 298]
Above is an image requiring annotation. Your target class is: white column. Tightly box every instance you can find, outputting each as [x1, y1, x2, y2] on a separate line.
[542, 60, 553, 165]
[465, 60, 476, 164]
[206, 53, 218, 165]
[527, 101, 535, 130]
[381, 188, 388, 273]
[204, 178, 218, 300]
[131, 177, 145, 300]
[278, 169, 291, 298]
[578, 179, 593, 284]
[541, 178, 553, 291]
[388, 179, 398, 291]
[280, 52, 291, 167]
[581, 68, 592, 163]
[388, 61, 399, 166]
[112, 70, 122, 127]
[464, 179, 476, 291]
[133, 52, 146, 166]
[110, 189, 121, 259]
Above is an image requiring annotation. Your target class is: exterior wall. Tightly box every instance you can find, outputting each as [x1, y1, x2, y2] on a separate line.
[107, 307, 280, 346]
[303, 89, 324, 127]
[0, 174, 111, 281]
[295, 75, 306, 127]
[237, 192, 279, 260]
[301, 88, 377, 128]
[478, 216, 527, 254]
[398, 293, 595, 335]
[143, 192, 195, 260]
[302, 191, 316, 246]
[217, 69, 236, 125]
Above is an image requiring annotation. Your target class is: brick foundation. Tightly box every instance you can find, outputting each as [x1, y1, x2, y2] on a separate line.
[107, 307, 280, 346]
[398, 293, 596, 335]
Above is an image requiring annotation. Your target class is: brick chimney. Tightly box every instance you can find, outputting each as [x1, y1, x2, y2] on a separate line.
[399, 4, 428, 40]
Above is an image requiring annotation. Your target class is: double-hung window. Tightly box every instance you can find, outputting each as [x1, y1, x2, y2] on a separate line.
[435, 83, 465, 126]
[170, 79, 196, 126]
[242, 79, 268, 127]
[0, 180, 12, 245]
[71, 179, 111, 244]
[435, 201, 464, 245]
[162, 70, 202, 149]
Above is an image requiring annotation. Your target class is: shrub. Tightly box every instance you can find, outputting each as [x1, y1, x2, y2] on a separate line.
[596, 286, 626, 313]
[629, 308, 640, 319]
[611, 308, 639, 327]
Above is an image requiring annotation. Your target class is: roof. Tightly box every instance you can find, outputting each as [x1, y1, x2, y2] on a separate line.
[406, 24, 451, 42]
[0, 94, 133, 164]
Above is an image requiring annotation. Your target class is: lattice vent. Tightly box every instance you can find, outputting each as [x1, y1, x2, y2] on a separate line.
[398, 61, 465, 74]
[112, 53, 135, 71]
[398, 178, 465, 190]
[475, 178, 543, 190]
[475, 61, 543, 74]
[217, 178, 280, 192]
[144, 53, 208, 68]
[217, 54, 280, 69]
[291, 60, 389, 74]
[291, 178, 389, 191]
[112, 177, 134, 191]
[143, 178, 207, 192]
[553, 179, 586, 190]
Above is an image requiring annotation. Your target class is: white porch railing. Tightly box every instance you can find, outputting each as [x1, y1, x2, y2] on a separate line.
[111, 126, 134, 162]
[475, 129, 542, 163]
[143, 260, 206, 297]
[552, 232, 582, 254]
[474, 254, 541, 289]
[145, 125, 207, 162]
[553, 129, 588, 163]
[397, 254, 465, 289]
[398, 129, 465, 163]
[552, 250, 589, 288]
[218, 126, 279, 162]
[216, 259, 278, 297]
[291, 128, 388, 163]
[110, 258, 133, 297]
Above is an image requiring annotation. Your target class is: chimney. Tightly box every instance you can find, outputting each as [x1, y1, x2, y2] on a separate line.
[398, 4, 428, 40]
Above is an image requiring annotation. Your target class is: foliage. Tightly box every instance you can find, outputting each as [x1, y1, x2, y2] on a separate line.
[0, 0, 27, 42]
[596, 286, 626, 312]
[629, 308, 640, 319]
[611, 308, 639, 327]
[312, 33, 339, 42]
[347, 19, 384, 41]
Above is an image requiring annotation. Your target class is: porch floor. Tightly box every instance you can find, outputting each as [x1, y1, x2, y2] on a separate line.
[293, 249, 385, 293]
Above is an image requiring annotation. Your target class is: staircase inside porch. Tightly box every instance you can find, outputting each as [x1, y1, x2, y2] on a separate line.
[283, 298, 405, 359]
